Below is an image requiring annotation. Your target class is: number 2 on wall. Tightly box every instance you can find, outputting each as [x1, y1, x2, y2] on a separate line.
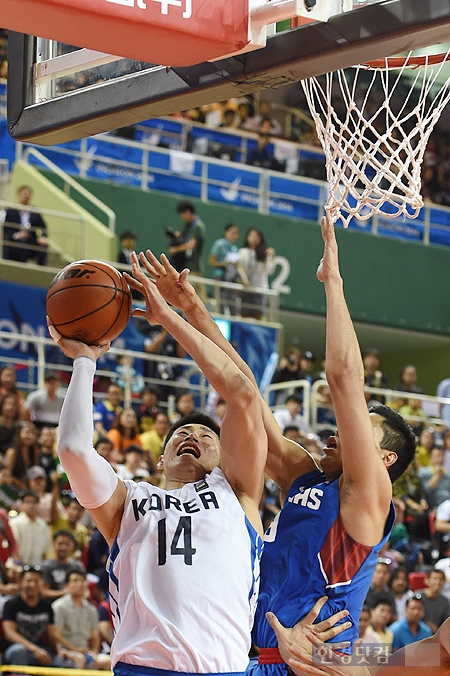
[158, 516, 197, 565]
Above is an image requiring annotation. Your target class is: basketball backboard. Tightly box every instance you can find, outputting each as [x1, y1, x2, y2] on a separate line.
[7, 0, 450, 145]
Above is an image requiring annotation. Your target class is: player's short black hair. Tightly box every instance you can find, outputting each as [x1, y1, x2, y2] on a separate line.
[163, 413, 220, 450]
[176, 201, 195, 215]
[369, 405, 416, 483]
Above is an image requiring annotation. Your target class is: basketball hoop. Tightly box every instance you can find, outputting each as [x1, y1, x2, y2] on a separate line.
[301, 49, 450, 227]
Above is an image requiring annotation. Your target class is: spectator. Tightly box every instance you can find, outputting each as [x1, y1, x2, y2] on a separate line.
[168, 201, 206, 278]
[419, 447, 450, 510]
[10, 490, 52, 566]
[252, 100, 283, 136]
[355, 605, 371, 645]
[93, 383, 123, 438]
[247, 118, 276, 169]
[37, 425, 57, 493]
[26, 465, 54, 523]
[416, 427, 436, 468]
[421, 165, 441, 203]
[363, 347, 389, 405]
[117, 230, 142, 300]
[140, 412, 170, 468]
[41, 530, 85, 600]
[142, 323, 186, 397]
[398, 397, 427, 436]
[0, 365, 25, 406]
[417, 569, 450, 632]
[363, 599, 394, 652]
[238, 227, 275, 319]
[114, 354, 145, 398]
[365, 558, 397, 616]
[299, 350, 316, 385]
[170, 391, 196, 423]
[236, 101, 254, 131]
[219, 108, 237, 128]
[435, 498, 450, 553]
[86, 529, 109, 592]
[133, 387, 161, 433]
[117, 230, 136, 267]
[50, 496, 89, 556]
[2, 565, 72, 667]
[443, 429, 450, 474]
[208, 223, 241, 315]
[396, 365, 425, 408]
[311, 355, 336, 426]
[3, 185, 48, 265]
[107, 408, 142, 461]
[273, 395, 322, 457]
[53, 569, 110, 670]
[116, 445, 152, 481]
[437, 375, 450, 429]
[392, 462, 429, 540]
[272, 347, 304, 405]
[390, 594, 433, 650]
[93, 437, 115, 468]
[0, 394, 21, 454]
[388, 567, 413, 621]
[21, 371, 65, 429]
[5, 422, 39, 490]
[96, 589, 113, 653]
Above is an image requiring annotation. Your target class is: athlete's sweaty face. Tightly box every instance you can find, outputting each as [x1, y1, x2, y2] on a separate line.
[320, 412, 386, 481]
[160, 423, 221, 485]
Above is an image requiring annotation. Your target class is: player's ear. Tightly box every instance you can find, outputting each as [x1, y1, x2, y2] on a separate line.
[157, 456, 164, 470]
[381, 449, 397, 468]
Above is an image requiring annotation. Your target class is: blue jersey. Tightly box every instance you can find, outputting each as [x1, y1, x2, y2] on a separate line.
[252, 469, 395, 671]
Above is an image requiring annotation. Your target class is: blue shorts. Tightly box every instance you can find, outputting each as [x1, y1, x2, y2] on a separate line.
[115, 661, 247, 676]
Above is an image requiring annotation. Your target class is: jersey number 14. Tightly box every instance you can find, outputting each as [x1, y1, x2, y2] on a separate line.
[158, 516, 196, 565]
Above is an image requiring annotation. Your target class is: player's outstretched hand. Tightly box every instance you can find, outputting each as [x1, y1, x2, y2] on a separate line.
[317, 212, 340, 284]
[266, 597, 357, 676]
[47, 318, 110, 361]
[126, 252, 171, 326]
[140, 250, 199, 314]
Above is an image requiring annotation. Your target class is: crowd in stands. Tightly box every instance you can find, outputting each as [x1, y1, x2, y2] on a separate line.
[117, 205, 277, 320]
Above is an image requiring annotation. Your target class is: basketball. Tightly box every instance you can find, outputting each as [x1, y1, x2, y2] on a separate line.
[46, 260, 133, 345]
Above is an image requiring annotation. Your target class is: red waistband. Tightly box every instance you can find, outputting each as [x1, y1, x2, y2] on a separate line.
[258, 648, 284, 664]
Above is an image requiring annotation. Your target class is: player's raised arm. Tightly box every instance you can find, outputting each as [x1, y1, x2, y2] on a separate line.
[317, 214, 413, 545]
[125, 251, 317, 500]
[47, 325, 127, 546]
[128, 252, 267, 532]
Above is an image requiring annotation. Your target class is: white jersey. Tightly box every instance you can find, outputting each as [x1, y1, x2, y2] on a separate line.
[109, 467, 262, 673]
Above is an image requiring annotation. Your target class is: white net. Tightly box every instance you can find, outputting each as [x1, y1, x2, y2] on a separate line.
[301, 50, 450, 227]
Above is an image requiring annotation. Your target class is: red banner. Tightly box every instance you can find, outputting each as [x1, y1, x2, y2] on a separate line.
[3, 0, 250, 66]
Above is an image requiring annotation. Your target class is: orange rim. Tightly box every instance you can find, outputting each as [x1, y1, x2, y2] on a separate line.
[361, 52, 450, 70]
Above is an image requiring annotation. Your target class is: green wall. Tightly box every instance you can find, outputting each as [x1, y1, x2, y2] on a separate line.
[72, 178, 450, 337]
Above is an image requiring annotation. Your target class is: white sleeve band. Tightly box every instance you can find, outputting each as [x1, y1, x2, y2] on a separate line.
[57, 356, 119, 510]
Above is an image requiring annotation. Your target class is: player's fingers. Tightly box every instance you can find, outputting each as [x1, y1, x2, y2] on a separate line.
[123, 272, 144, 290]
[146, 250, 167, 276]
[132, 309, 147, 318]
[265, 611, 287, 637]
[92, 343, 111, 357]
[47, 319, 62, 344]
[302, 597, 328, 625]
[313, 609, 349, 633]
[159, 253, 176, 276]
